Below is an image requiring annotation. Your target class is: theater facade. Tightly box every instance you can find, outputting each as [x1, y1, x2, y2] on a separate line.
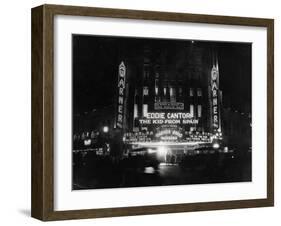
[114, 43, 223, 149]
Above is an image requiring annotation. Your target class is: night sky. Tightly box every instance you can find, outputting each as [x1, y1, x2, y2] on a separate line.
[72, 35, 251, 114]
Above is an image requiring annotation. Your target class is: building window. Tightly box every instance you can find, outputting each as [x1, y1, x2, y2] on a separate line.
[144, 67, 149, 80]
[169, 87, 173, 96]
[155, 79, 159, 96]
[197, 88, 202, 97]
[179, 87, 183, 97]
[155, 96, 160, 102]
[143, 86, 149, 96]
[190, 104, 194, 117]
[155, 87, 158, 95]
[198, 105, 202, 117]
[163, 87, 167, 96]
[189, 88, 194, 97]
[170, 87, 176, 102]
[142, 104, 148, 117]
[134, 104, 138, 118]
[155, 72, 159, 78]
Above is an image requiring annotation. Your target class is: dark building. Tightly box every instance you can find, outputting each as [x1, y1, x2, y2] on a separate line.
[73, 105, 115, 151]
[222, 108, 251, 150]
[116, 42, 223, 148]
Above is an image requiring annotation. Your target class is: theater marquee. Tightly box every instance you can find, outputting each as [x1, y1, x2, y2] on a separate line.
[139, 112, 199, 125]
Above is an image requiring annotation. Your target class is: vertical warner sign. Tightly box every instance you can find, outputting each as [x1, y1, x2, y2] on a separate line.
[211, 63, 220, 132]
[116, 61, 126, 129]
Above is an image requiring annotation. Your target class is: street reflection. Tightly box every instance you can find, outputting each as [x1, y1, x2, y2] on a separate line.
[73, 147, 251, 190]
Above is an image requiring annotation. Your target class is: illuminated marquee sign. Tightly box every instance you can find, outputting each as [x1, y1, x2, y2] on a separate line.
[154, 102, 184, 110]
[139, 112, 198, 125]
[155, 129, 183, 141]
[116, 61, 126, 129]
[211, 65, 219, 130]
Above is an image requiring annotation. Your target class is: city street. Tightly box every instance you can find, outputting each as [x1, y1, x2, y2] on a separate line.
[73, 149, 252, 189]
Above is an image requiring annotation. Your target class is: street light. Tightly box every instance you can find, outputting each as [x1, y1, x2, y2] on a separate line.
[103, 126, 109, 133]
[212, 142, 220, 149]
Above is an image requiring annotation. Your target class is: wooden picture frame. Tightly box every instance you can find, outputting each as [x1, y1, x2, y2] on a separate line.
[31, 4, 274, 221]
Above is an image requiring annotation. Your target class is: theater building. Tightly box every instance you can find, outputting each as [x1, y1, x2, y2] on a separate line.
[115, 43, 223, 148]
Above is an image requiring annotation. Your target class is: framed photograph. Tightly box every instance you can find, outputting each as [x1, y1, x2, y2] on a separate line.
[31, 4, 274, 221]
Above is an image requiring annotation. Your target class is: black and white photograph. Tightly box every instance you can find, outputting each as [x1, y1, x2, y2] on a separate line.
[72, 35, 252, 190]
